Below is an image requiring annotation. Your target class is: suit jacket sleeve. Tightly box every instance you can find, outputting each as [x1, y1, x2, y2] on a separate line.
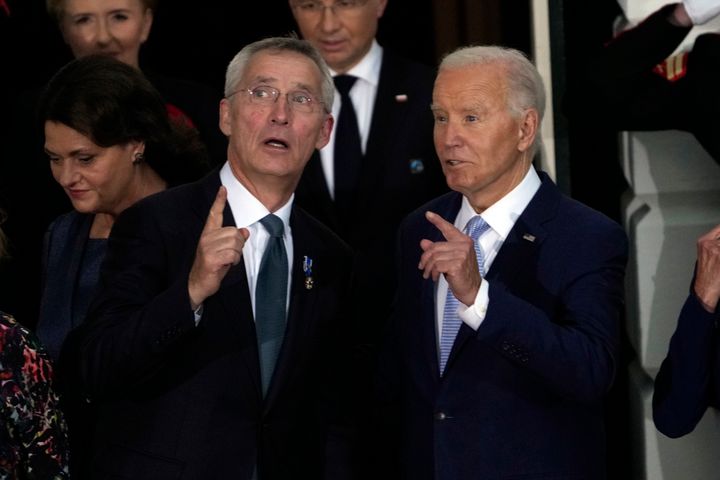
[653, 284, 719, 438]
[78, 197, 200, 398]
[479, 215, 628, 403]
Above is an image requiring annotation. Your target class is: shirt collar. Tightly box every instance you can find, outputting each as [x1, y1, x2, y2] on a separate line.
[330, 40, 382, 89]
[219, 162, 293, 229]
[458, 167, 541, 239]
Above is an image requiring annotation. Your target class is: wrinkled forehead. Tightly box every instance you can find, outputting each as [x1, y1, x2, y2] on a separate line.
[242, 50, 323, 92]
[433, 64, 509, 106]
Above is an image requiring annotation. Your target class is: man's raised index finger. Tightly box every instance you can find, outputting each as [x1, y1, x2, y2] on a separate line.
[203, 186, 228, 232]
[425, 211, 465, 240]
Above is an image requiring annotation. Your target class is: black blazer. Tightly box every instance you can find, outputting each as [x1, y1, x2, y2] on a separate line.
[76, 171, 355, 480]
[295, 48, 446, 343]
[377, 172, 629, 479]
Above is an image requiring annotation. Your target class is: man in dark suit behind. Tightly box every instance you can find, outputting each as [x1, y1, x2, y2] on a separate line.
[376, 45, 629, 479]
[289, 0, 447, 344]
[583, 0, 720, 163]
[74, 37, 355, 479]
[289, 5, 446, 462]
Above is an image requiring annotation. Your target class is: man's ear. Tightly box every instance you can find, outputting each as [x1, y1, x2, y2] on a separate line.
[315, 114, 334, 150]
[517, 108, 539, 153]
[219, 98, 232, 137]
[376, 0, 389, 18]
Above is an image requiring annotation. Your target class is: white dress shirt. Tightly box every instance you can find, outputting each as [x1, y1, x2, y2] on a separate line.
[435, 167, 541, 347]
[320, 40, 383, 198]
[220, 163, 294, 315]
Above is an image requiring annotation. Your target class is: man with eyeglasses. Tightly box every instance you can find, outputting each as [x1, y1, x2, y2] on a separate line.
[288, 0, 447, 468]
[73, 36, 357, 479]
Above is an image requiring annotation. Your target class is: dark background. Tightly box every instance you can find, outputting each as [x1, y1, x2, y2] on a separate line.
[0, 1, 632, 478]
[1, 0, 622, 220]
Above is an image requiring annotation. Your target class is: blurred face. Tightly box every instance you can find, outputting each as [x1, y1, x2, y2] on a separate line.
[219, 50, 333, 192]
[45, 121, 145, 216]
[431, 62, 537, 208]
[289, 0, 387, 73]
[58, 0, 152, 68]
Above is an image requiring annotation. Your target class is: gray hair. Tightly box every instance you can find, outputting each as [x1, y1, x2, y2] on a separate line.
[439, 45, 545, 157]
[224, 36, 334, 113]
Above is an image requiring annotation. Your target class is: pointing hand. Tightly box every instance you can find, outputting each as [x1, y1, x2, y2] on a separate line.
[418, 211, 482, 306]
[188, 186, 249, 309]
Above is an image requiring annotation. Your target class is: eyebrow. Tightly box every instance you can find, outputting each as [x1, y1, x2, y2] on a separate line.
[67, 8, 132, 18]
[248, 75, 316, 94]
[249, 75, 278, 85]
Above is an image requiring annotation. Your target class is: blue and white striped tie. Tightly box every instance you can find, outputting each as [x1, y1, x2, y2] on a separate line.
[439, 215, 490, 375]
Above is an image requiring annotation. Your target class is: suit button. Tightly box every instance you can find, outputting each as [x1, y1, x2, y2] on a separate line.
[434, 412, 447, 421]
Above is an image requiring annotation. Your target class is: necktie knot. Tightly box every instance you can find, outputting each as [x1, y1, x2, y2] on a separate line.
[333, 74, 357, 96]
[260, 214, 284, 238]
[464, 215, 489, 241]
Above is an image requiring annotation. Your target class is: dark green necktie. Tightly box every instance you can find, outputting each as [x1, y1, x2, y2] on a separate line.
[255, 214, 288, 396]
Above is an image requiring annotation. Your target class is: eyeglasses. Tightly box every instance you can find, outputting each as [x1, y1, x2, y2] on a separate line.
[228, 86, 326, 114]
[291, 0, 370, 16]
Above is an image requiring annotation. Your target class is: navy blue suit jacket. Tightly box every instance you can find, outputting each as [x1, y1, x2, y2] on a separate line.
[76, 170, 355, 480]
[653, 284, 720, 438]
[37, 211, 95, 362]
[377, 171, 629, 479]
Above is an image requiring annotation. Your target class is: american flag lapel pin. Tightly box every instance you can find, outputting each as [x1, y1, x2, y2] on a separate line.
[522, 233, 536, 243]
[395, 94, 408, 103]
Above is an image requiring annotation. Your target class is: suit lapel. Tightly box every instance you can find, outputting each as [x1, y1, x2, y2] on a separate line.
[263, 208, 320, 409]
[66, 214, 94, 328]
[447, 175, 556, 368]
[357, 53, 409, 209]
[216, 260, 262, 399]
[296, 150, 339, 230]
[200, 172, 263, 398]
[37, 212, 93, 357]
[365, 50, 410, 161]
[486, 173, 556, 287]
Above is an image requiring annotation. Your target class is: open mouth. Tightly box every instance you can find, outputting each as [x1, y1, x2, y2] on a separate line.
[265, 138, 288, 149]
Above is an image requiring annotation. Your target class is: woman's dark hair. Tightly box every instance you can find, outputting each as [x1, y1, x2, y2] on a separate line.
[37, 55, 209, 186]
